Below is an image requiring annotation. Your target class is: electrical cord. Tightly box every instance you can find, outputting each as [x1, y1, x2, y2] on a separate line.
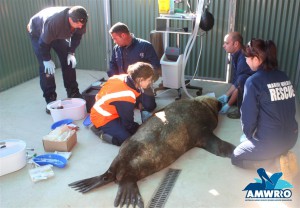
[181, 0, 205, 99]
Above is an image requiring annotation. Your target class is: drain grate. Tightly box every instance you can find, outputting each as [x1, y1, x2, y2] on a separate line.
[148, 168, 181, 208]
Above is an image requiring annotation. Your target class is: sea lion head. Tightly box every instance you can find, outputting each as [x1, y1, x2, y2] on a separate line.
[194, 95, 222, 113]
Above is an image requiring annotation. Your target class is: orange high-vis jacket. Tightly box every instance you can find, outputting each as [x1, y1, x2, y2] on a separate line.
[90, 74, 141, 128]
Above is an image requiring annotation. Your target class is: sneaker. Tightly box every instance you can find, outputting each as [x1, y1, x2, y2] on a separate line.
[227, 109, 241, 119]
[280, 151, 299, 183]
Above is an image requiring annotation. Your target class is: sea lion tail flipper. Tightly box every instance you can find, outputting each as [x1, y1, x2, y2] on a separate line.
[114, 179, 144, 208]
[202, 133, 236, 158]
[68, 171, 114, 193]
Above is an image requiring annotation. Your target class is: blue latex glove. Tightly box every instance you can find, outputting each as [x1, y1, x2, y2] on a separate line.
[240, 134, 248, 143]
[217, 94, 229, 105]
[219, 103, 230, 114]
[43, 60, 55, 75]
[141, 110, 152, 123]
[67, 54, 77, 68]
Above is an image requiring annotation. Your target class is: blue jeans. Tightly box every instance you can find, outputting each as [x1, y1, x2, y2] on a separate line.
[29, 35, 79, 103]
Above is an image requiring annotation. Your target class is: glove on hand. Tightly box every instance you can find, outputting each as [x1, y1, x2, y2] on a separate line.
[43, 60, 55, 75]
[218, 94, 229, 105]
[67, 54, 77, 68]
[219, 103, 230, 114]
[141, 110, 152, 123]
[240, 134, 248, 143]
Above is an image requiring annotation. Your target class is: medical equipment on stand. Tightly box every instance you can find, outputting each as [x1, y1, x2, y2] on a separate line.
[155, 0, 214, 99]
[154, 0, 214, 100]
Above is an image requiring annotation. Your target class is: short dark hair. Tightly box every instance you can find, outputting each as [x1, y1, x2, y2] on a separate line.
[69, 6, 88, 24]
[230, 32, 243, 47]
[109, 22, 130, 35]
[243, 39, 278, 71]
[127, 62, 154, 82]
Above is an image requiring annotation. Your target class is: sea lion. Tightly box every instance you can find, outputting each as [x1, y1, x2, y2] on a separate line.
[69, 96, 235, 207]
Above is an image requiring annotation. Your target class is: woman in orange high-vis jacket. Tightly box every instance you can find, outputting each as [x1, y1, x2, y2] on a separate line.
[90, 62, 154, 146]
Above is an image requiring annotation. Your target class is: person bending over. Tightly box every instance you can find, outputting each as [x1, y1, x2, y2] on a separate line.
[27, 6, 88, 114]
[90, 62, 154, 146]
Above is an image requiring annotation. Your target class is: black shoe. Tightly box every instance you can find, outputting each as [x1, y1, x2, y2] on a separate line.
[91, 125, 103, 137]
[46, 107, 51, 114]
[67, 89, 83, 99]
[227, 109, 241, 119]
[45, 94, 57, 115]
[91, 125, 113, 144]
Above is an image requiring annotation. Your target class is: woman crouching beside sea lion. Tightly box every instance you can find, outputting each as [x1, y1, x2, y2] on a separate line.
[90, 61, 156, 146]
[69, 95, 235, 208]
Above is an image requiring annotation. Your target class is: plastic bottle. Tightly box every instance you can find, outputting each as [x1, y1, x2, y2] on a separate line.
[158, 0, 170, 14]
[169, 0, 174, 14]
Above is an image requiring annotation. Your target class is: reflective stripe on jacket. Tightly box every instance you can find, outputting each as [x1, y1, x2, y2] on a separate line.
[90, 74, 140, 127]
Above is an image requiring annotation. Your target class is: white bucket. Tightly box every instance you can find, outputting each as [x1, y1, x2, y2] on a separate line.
[47, 98, 87, 122]
[0, 139, 27, 176]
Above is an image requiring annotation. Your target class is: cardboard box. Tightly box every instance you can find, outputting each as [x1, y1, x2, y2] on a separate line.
[43, 130, 77, 152]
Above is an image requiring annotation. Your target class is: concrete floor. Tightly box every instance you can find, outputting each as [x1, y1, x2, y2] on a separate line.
[0, 69, 299, 208]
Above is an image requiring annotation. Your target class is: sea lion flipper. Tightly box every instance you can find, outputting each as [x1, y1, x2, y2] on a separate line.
[114, 179, 144, 208]
[202, 133, 236, 158]
[69, 171, 114, 193]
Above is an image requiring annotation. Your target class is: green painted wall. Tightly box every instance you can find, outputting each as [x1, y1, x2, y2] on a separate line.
[0, 0, 299, 101]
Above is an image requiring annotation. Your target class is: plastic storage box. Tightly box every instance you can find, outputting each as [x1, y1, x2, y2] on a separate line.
[46, 98, 86, 122]
[82, 83, 102, 113]
[160, 53, 183, 89]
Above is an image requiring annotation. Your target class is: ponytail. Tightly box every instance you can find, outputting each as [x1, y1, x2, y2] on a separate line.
[263, 40, 278, 71]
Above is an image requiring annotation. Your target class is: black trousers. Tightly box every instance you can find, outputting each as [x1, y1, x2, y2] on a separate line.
[29, 35, 79, 103]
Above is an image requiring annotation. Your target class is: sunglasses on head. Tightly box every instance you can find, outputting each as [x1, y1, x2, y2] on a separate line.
[247, 39, 255, 51]
[77, 18, 87, 24]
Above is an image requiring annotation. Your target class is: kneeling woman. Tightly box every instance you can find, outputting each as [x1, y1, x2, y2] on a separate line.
[90, 62, 154, 146]
[231, 39, 298, 181]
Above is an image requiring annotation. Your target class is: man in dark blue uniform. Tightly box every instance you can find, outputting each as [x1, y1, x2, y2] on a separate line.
[27, 6, 88, 113]
[219, 32, 255, 118]
[108, 22, 161, 121]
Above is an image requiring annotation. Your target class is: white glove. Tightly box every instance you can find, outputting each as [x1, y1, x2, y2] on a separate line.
[43, 60, 55, 75]
[217, 94, 229, 105]
[219, 104, 230, 114]
[67, 53, 77, 68]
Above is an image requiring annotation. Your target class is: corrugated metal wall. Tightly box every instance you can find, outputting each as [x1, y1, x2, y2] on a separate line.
[53, 0, 108, 70]
[110, 0, 230, 80]
[1, 0, 299, 100]
[0, 0, 51, 91]
[0, 0, 108, 92]
[236, 0, 300, 89]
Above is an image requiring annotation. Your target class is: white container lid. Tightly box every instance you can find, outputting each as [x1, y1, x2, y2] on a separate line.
[0, 139, 27, 176]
